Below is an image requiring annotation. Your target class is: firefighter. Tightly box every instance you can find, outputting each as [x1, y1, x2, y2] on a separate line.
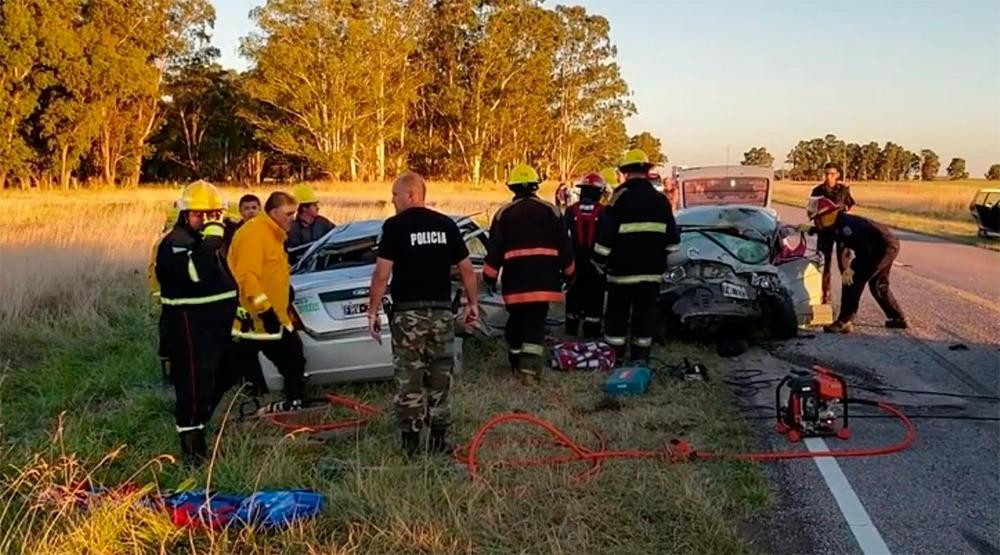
[484, 164, 575, 383]
[811, 162, 856, 304]
[808, 198, 907, 333]
[286, 184, 335, 262]
[592, 149, 680, 363]
[155, 181, 238, 465]
[564, 172, 608, 339]
[228, 191, 307, 410]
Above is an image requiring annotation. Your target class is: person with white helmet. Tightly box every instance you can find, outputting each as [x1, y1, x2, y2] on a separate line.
[155, 181, 238, 466]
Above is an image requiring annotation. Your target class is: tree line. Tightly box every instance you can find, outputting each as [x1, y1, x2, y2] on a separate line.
[742, 135, 998, 181]
[1, 0, 639, 189]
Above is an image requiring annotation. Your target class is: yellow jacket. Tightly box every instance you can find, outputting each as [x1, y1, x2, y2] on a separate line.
[227, 214, 293, 340]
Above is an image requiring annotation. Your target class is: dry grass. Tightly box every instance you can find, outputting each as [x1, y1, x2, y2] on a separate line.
[0, 183, 767, 553]
[0, 182, 544, 326]
[773, 179, 984, 221]
[773, 179, 998, 249]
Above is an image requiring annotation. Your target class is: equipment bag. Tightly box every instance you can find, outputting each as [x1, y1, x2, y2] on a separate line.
[550, 340, 616, 372]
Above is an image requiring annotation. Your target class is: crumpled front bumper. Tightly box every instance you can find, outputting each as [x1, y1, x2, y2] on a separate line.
[659, 279, 763, 335]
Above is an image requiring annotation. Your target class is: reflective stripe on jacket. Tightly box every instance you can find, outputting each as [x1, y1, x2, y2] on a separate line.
[155, 224, 238, 307]
[592, 177, 680, 283]
[484, 194, 574, 305]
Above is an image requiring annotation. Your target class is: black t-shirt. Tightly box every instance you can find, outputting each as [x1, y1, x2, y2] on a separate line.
[377, 207, 469, 305]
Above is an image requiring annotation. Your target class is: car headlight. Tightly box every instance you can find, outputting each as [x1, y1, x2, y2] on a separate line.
[750, 273, 778, 290]
[663, 266, 686, 283]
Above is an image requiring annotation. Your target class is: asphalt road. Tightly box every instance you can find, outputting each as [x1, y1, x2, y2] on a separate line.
[741, 205, 1000, 555]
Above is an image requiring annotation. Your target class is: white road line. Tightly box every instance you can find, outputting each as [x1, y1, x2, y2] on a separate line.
[804, 438, 892, 555]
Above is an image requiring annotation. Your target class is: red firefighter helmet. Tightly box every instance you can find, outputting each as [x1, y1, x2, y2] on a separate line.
[576, 172, 608, 192]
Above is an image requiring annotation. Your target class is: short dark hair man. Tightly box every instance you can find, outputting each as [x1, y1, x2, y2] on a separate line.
[239, 194, 262, 221]
[810, 162, 856, 304]
[368, 172, 479, 456]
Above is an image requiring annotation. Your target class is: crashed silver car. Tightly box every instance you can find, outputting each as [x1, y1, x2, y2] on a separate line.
[258, 216, 506, 392]
[658, 166, 831, 342]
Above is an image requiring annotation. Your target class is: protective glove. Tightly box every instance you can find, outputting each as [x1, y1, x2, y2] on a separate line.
[201, 220, 225, 239]
[841, 268, 855, 287]
[236, 307, 254, 332]
[260, 308, 282, 334]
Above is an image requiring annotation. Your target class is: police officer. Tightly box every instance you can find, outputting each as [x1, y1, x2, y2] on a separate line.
[484, 164, 575, 383]
[564, 172, 608, 339]
[809, 197, 907, 333]
[368, 172, 479, 456]
[810, 162, 856, 304]
[592, 149, 680, 363]
[155, 181, 238, 465]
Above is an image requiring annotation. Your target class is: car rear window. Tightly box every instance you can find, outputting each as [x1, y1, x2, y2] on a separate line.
[682, 178, 769, 208]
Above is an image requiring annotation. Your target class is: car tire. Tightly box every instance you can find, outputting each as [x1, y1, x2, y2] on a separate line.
[766, 288, 799, 340]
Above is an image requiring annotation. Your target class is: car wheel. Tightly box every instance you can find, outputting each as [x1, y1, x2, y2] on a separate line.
[766, 289, 799, 340]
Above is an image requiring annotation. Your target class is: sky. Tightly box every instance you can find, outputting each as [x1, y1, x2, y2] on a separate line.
[211, 0, 1000, 175]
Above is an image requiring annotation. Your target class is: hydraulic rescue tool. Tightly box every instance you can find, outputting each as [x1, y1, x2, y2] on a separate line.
[774, 365, 850, 442]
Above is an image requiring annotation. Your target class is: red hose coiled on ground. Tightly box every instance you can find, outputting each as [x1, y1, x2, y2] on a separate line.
[454, 400, 915, 484]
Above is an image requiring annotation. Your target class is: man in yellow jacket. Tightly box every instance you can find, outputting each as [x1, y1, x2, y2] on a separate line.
[227, 191, 307, 410]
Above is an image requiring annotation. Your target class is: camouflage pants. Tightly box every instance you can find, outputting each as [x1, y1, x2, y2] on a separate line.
[390, 308, 454, 433]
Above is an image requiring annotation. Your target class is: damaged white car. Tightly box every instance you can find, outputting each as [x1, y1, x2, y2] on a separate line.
[657, 166, 831, 344]
[259, 216, 506, 392]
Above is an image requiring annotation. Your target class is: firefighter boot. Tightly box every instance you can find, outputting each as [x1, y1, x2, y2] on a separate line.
[429, 427, 455, 456]
[179, 429, 207, 467]
[630, 345, 651, 366]
[519, 354, 543, 386]
[507, 351, 521, 375]
[824, 321, 854, 334]
[581, 318, 602, 340]
[401, 431, 421, 457]
[565, 315, 580, 337]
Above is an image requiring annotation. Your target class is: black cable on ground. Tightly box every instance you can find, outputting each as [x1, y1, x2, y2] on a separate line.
[741, 414, 1000, 422]
[850, 384, 999, 403]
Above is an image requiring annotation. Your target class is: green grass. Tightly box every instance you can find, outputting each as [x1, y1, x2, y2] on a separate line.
[0, 274, 770, 553]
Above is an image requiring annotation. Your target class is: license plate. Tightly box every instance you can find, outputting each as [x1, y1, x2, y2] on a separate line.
[721, 282, 749, 300]
[343, 301, 369, 316]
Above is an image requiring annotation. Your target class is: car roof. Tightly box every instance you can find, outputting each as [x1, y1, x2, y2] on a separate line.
[294, 214, 478, 272]
[675, 165, 774, 180]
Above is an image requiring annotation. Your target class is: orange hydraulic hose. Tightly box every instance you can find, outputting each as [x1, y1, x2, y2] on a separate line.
[454, 400, 915, 484]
